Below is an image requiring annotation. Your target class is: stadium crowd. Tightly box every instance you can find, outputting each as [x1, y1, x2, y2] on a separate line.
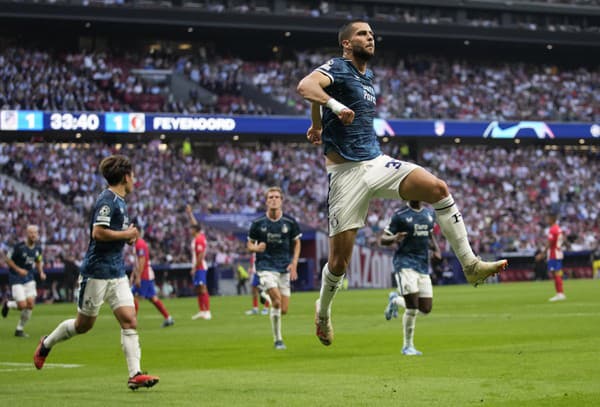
[2, 47, 598, 122]
[2, 142, 599, 269]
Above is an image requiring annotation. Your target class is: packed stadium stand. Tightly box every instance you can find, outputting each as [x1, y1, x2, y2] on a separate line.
[2, 47, 598, 121]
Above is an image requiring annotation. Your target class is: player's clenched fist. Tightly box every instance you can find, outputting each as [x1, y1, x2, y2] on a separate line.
[306, 126, 323, 145]
[338, 108, 355, 125]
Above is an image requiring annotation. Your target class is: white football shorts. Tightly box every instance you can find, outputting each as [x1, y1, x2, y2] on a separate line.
[77, 276, 134, 317]
[257, 270, 291, 297]
[11, 280, 37, 302]
[394, 268, 433, 298]
[327, 154, 419, 236]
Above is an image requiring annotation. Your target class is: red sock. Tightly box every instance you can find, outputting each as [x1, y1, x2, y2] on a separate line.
[201, 292, 210, 311]
[197, 294, 204, 311]
[151, 298, 170, 319]
[265, 300, 270, 308]
[554, 274, 564, 294]
[134, 298, 139, 314]
[252, 296, 258, 308]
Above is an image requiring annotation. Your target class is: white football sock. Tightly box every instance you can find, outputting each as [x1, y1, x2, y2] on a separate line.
[260, 291, 272, 306]
[393, 296, 406, 308]
[433, 195, 477, 267]
[7, 300, 17, 309]
[16, 309, 31, 331]
[44, 318, 77, 348]
[270, 307, 282, 342]
[403, 309, 417, 349]
[318, 263, 343, 319]
[121, 328, 141, 378]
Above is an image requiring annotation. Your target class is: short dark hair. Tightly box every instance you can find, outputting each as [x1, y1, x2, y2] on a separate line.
[338, 19, 367, 47]
[99, 155, 132, 186]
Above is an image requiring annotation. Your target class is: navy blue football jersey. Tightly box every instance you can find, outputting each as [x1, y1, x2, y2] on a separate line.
[384, 205, 436, 275]
[315, 57, 381, 161]
[80, 189, 130, 279]
[248, 214, 302, 273]
[8, 242, 42, 285]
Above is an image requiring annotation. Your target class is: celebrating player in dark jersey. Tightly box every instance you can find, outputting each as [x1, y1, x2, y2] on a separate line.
[33, 155, 159, 390]
[297, 20, 507, 346]
[247, 187, 302, 350]
[381, 201, 441, 356]
[2, 225, 46, 337]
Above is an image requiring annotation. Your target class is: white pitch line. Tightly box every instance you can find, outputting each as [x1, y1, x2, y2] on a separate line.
[0, 361, 83, 372]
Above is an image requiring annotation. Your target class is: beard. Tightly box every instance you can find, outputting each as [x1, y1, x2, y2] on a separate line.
[352, 45, 374, 61]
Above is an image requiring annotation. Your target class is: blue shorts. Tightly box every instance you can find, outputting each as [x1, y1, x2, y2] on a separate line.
[547, 259, 563, 272]
[251, 273, 260, 287]
[131, 280, 157, 299]
[194, 269, 207, 286]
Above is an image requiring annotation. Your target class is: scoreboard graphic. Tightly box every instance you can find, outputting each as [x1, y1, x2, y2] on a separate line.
[0, 110, 598, 140]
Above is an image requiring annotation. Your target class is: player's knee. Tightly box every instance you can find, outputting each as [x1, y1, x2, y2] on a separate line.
[328, 258, 349, 275]
[121, 319, 138, 330]
[430, 179, 449, 202]
[419, 306, 432, 314]
[75, 323, 91, 334]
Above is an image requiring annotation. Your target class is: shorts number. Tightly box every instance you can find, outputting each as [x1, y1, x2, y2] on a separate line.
[385, 160, 403, 170]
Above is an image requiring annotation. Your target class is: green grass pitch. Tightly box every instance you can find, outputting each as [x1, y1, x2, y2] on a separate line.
[1, 279, 599, 406]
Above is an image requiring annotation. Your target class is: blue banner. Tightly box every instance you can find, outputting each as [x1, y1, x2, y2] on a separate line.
[1, 110, 598, 140]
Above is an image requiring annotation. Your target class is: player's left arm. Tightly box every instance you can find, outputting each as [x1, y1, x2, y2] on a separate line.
[287, 236, 301, 281]
[307, 102, 323, 145]
[380, 214, 406, 246]
[133, 253, 145, 287]
[35, 251, 46, 281]
[198, 246, 206, 269]
[189, 237, 199, 277]
[429, 233, 442, 261]
[545, 230, 555, 253]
